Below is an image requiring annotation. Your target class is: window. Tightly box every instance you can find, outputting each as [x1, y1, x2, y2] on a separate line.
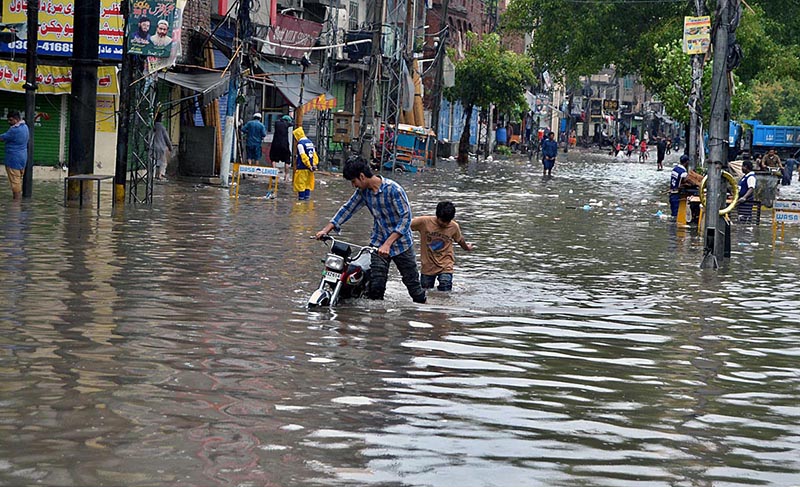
[349, 1, 359, 30]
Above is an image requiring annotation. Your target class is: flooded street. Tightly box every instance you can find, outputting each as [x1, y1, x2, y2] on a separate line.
[2, 152, 800, 486]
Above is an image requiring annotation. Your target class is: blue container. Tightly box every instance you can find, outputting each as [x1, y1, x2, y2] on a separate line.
[746, 120, 800, 150]
[496, 127, 508, 145]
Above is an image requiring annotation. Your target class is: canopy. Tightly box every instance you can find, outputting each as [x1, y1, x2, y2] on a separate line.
[158, 70, 230, 106]
[257, 60, 335, 108]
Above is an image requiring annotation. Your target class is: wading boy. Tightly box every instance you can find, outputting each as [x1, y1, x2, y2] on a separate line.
[412, 201, 475, 291]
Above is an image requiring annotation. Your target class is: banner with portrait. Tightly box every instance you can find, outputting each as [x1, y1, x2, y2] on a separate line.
[128, 0, 177, 58]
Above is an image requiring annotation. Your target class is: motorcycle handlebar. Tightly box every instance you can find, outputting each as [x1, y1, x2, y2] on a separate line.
[313, 234, 378, 256]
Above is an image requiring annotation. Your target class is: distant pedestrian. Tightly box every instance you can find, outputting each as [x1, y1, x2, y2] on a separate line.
[241, 113, 267, 165]
[639, 139, 648, 162]
[541, 131, 558, 178]
[1, 110, 29, 200]
[656, 136, 667, 171]
[270, 114, 293, 182]
[412, 201, 475, 292]
[782, 157, 796, 186]
[151, 112, 172, 180]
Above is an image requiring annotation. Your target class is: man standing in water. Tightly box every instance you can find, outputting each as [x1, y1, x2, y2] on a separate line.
[315, 157, 426, 304]
[541, 131, 558, 178]
[669, 154, 689, 219]
[0, 110, 29, 200]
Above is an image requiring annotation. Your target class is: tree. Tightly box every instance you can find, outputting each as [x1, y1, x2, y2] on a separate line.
[641, 40, 747, 126]
[446, 33, 534, 164]
[501, 0, 686, 82]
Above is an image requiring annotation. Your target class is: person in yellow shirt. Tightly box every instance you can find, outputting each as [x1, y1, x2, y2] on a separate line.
[292, 126, 318, 200]
[411, 201, 475, 291]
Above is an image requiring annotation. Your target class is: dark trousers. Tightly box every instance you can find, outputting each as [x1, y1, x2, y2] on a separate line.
[368, 247, 426, 302]
[669, 193, 681, 217]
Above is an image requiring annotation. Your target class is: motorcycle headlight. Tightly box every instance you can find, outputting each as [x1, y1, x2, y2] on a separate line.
[325, 255, 345, 272]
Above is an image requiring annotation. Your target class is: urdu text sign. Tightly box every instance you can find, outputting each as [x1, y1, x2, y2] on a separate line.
[1, 0, 124, 60]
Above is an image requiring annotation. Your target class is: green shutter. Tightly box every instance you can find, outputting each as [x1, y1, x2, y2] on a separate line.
[0, 92, 67, 167]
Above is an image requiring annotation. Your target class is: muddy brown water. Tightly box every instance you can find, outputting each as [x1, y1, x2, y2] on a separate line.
[2, 153, 800, 486]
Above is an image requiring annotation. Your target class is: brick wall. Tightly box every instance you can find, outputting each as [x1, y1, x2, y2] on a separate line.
[181, 0, 212, 64]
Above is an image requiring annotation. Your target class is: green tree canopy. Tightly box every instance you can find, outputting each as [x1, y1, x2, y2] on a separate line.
[446, 32, 535, 113]
[446, 32, 535, 162]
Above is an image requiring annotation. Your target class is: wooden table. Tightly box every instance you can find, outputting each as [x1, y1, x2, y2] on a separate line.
[63, 174, 114, 211]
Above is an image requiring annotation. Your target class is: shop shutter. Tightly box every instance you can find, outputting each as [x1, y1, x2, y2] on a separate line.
[0, 92, 67, 167]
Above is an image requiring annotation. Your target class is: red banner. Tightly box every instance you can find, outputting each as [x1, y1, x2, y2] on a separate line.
[262, 14, 322, 59]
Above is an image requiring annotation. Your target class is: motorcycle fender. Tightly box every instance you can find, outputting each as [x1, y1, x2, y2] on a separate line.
[308, 289, 331, 308]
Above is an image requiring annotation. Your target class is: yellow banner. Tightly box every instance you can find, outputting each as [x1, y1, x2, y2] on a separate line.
[683, 16, 711, 55]
[0, 60, 118, 95]
[96, 96, 117, 132]
[298, 94, 337, 117]
[3, 0, 124, 49]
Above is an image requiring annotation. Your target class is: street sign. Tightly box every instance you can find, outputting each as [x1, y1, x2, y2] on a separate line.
[239, 165, 280, 177]
[589, 99, 603, 121]
[603, 99, 619, 111]
[772, 199, 800, 243]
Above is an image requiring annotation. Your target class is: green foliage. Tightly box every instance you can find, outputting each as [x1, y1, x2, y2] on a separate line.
[501, 0, 686, 81]
[496, 145, 512, 156]
[740, 78, 800, 125]
[449, 33, 535, 112]
[501, 0, 800, 126]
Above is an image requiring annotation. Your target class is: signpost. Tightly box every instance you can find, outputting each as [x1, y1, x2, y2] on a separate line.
[772, 199, 800, 242]
[229, 164, 280, 199]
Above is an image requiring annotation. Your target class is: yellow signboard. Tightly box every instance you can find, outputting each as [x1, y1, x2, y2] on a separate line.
[1, 0, 124, 59]
[683, 16, 711, 55]
[0, 60, 118, 95]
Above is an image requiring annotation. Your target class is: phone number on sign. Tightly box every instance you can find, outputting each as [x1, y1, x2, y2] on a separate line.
[6, 41, 73, 54]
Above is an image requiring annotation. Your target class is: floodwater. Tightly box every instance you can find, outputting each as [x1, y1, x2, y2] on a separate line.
[2, 152, 800, 487]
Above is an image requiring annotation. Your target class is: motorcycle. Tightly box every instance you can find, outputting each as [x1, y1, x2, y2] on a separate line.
[308, 235, 377, 308]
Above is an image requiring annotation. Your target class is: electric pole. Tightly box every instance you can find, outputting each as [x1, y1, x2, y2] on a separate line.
[21, 0, 38, 198]
[687, 0, 706, 171]
[114, 0, 132, 203]
[359, 0, 385, 161]
[428, 0, 450, 166]
[66, 0, 100, 204]
[701, 0, 738, 269]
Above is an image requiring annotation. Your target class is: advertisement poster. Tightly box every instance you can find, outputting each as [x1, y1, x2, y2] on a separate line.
[1, 0, 124, 60]
[683, 16, 711, 55]
[0, 60, 118, 95]
[128, 0, 177, 58]
[262, 13, 323, 59]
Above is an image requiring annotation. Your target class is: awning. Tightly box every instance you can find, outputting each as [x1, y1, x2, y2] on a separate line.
[157, 70, 230, 106]
[257, 60, 334, 108]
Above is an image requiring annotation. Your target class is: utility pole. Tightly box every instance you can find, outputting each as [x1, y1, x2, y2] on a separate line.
[359, 0, 385, 161]
[687, 0, 706, 171]
[21, 0, 38, 198]
[221, 0, 251, 188]
[701, 0, 735, 269]
[67, 0, 100, 204]
[114, 0, 132, 203]
[429, 0, 450, 165]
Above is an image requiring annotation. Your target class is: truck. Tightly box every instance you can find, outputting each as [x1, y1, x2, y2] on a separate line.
[729, 120, 800, 160]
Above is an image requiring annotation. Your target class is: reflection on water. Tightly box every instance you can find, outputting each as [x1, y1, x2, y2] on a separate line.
[2, 155, 800, 486]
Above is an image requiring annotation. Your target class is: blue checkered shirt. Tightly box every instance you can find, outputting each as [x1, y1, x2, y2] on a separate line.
[330, 177, 414, 257]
